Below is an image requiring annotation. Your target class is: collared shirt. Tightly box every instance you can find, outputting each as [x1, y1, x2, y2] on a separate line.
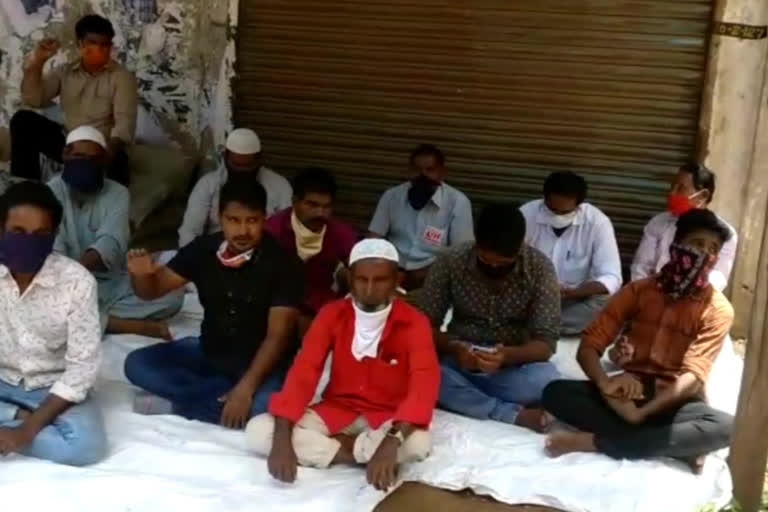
[368, 181, 474, 270]
[269, 298, 440, 434]
[631, 211, 738, 292]
[520, 199, 622, 294]
[49, 176, 131, 315]
[21, 60, 138, 144]
[178, 165, 293, 247]
[0, 253, 101, 403]
[419, 242, 561, 351]
[167, 233, 304, 376]
[266, 208, 359, 313]
[582, 278, 734, 383]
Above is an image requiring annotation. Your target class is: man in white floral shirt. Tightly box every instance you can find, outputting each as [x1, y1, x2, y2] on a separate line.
[0, 181, 105, 466]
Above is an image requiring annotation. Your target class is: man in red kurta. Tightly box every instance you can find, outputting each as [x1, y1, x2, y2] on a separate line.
[246, 239, 440, 491]
[265, 168, 359, 323]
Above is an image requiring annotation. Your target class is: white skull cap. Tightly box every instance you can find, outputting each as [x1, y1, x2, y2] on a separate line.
[225, 128, 261, 154]
[349, 239, 400, 266]
[66, 125, 107, 150]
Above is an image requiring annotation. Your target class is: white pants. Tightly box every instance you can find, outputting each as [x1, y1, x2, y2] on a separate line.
[245, 409, 432, 469]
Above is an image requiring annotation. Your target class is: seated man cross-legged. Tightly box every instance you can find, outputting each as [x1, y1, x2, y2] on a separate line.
[420, 202, 561, 432]
[0, 182, 106, 466]
[124, 180, 304, 428]
[543, 209, 735, 473]
[247, 239, 440, 491]
[48, 126, 183, 339]
[520, 171, 621, 335]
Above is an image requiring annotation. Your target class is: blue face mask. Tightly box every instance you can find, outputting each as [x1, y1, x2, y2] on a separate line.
[62, 158, 104, 194]
[0, 232, 55, 274]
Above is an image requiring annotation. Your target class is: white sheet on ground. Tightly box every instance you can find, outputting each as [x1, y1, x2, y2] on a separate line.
[0, 293, 742, 512]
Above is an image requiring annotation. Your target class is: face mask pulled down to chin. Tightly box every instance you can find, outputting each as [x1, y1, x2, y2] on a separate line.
[549, 210, 577, 229]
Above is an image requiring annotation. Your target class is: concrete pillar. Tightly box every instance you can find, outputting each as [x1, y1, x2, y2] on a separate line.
[698, 0, 768, 338]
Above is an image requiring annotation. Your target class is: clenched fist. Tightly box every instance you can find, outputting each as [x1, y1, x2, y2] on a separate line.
[126, 249, 157, 277]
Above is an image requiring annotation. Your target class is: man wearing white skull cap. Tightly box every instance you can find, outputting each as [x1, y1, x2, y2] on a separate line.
[246, 238, 440, 492]
[47, 126, 183, 339]
[178, 128, 292, 247]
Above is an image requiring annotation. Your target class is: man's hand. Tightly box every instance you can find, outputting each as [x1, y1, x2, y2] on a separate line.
[0, 427, 36, 456]
[474, 344, 505, 373]
[218, 384, 254, 429]
[608, 336, 635, 368]
[602, 394, 648, 425]
[598, 372, 644, 401]
[126, 249, 157, 277]
[268, 427, 298, 483]
[452, 342, 479, 372]
[366, 436, 399, 491]
[32, 38, 60, 64]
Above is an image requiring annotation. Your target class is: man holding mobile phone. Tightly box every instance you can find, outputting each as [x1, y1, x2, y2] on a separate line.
[420, 203, 561, 432]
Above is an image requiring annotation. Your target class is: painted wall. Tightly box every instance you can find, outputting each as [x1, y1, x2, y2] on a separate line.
[0, 0, 238, 162]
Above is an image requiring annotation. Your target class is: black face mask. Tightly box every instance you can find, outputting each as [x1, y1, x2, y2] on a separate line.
[475, 256, 515, 279]
[407, 174, 440, 211]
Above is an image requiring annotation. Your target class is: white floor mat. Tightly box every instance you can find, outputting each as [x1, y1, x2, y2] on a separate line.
[0, 294, 742, 512]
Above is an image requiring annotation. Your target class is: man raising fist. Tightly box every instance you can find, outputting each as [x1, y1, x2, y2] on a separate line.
[123, 180, 305, 429]
[11, 14, 137, 184]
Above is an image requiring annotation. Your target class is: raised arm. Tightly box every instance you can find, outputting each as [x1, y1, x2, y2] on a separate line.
[127, 249, 188, 300]
[21, 39, 62, 108]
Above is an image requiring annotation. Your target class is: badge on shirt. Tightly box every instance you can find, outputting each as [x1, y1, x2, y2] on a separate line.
[422, 226, 446, 247]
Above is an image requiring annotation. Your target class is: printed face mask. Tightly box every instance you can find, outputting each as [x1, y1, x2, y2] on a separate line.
[656, 243, 716, 299]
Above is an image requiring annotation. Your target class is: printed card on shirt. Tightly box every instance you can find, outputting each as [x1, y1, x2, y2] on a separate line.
[423, 226, 446, 247]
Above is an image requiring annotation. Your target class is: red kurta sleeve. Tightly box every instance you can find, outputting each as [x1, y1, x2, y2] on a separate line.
[269, 303, 336, 423]
[393, 311, 441, 427]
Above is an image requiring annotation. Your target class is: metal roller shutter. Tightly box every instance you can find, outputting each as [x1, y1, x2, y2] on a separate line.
[235, 0, 713, 267]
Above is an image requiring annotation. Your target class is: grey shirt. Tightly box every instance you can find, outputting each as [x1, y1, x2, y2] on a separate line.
[369, 181, 474, 270]
[419, 242, 561, 351]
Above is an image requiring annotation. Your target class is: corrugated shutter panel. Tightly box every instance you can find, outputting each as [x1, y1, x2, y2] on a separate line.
[235, 0, 712, 267]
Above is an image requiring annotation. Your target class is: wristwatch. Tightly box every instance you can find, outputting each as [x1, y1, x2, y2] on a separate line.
[386, 427, 405, 445]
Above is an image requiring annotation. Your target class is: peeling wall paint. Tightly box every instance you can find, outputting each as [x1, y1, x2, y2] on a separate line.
[0, 0, 237, 161]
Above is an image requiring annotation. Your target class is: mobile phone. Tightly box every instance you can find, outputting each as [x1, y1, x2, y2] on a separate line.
[471, 344, 497, 353]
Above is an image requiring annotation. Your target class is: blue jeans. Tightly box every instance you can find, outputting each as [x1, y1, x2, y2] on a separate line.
[0, 379, 107, 466]
[124, 337, 287, 425]
[438, 356, 559, 424]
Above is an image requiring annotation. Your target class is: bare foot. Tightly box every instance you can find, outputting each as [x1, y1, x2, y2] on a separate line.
[684, 455, 706, 475]
[545, 431, 596, 457]
[515, 407, 554, 433]
[331, 434, 357, 464]
[14, 408, 32, 420]
[143, 321, 172, 341]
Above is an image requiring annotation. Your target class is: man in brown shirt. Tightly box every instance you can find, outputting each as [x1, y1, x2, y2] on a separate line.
[542, 209, 734, 472]
[10, 15, 137, 185]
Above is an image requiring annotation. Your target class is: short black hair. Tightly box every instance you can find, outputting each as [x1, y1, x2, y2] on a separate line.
[75, 15, 115, 41]
[543, 171, 587, 204]
[679, 161, 715, 203]
[293, 167, 337, 200]
[0, 181, 63, 230]
[674, 208, 732, 246]
[219, 178, 267, 214]
[475, 202, 526, 257]
[409, 144, 445, 167]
